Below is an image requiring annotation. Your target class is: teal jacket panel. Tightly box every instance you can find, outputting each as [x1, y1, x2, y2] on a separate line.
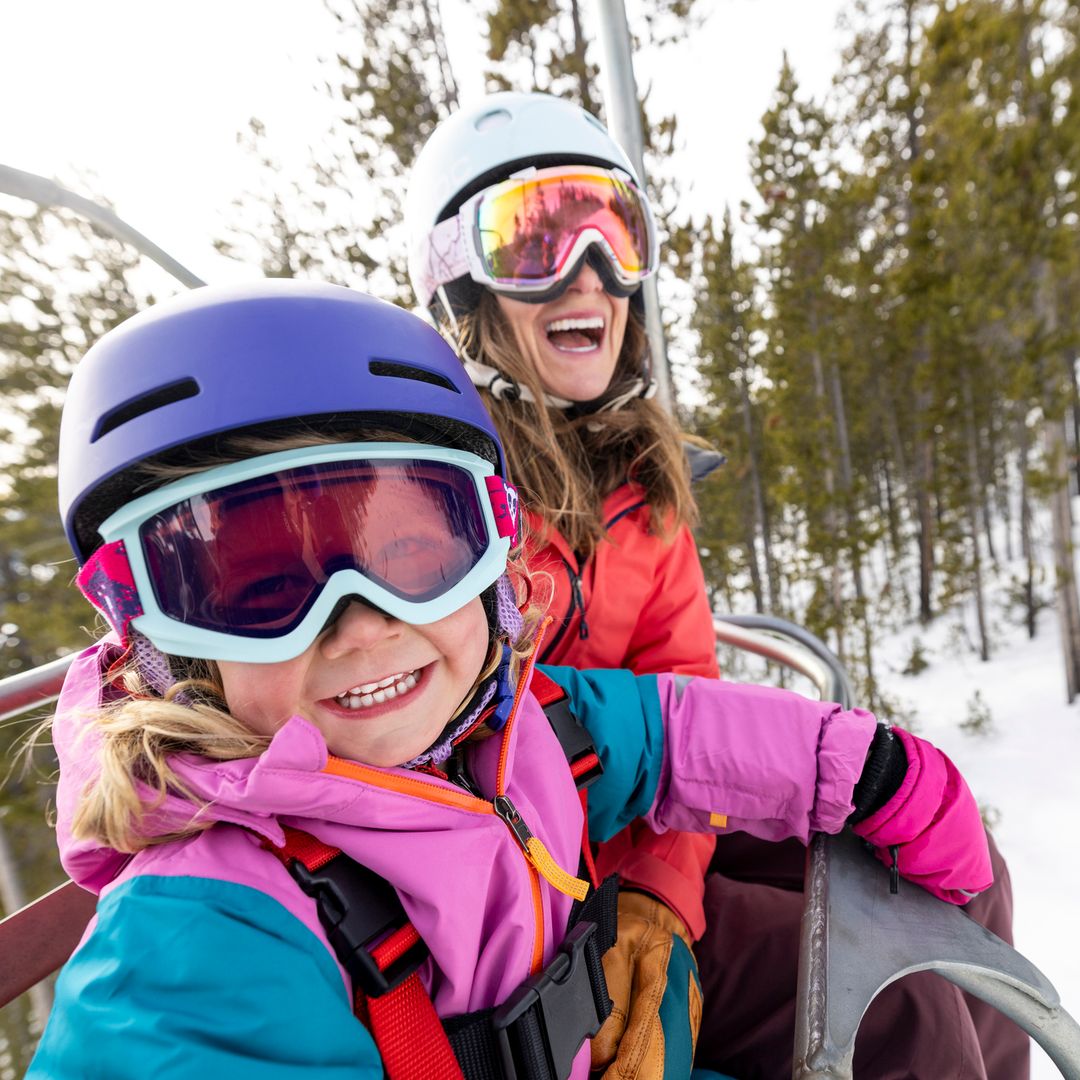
[537, 665, 664, 843]
[27, 875, 381, 1080]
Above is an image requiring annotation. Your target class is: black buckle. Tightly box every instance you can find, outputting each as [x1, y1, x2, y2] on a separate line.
[492, 920, 608, 1080]
[544, 697, 603, 790]
[290, 855, 428, 998]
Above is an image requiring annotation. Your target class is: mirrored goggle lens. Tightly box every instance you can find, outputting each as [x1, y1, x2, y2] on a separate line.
[474, 170, 653, 287]
[139, 459, 490, 638]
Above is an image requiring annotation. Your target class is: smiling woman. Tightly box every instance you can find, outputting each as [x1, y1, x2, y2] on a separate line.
[493, 261, 629, 402]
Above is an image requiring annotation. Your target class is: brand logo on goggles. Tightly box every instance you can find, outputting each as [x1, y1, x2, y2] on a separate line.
[486, 476, 519, 545]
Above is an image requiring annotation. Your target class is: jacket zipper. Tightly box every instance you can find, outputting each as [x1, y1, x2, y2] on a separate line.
[324, 753, 583, 904]
[494, 794, 589, 903]
[570, 570, 589, 641]
[492, 624, 590, 905]
[540, 556, 588, 661]
[538, 496, 649, 662]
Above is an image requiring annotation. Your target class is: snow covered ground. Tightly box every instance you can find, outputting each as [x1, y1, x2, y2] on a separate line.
[871, 598, 1079, 1079]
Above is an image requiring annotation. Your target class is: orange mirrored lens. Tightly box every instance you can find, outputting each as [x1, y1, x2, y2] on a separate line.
[475, 171, 651, 285]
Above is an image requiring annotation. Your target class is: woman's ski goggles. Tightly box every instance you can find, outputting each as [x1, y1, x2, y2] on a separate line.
[77, 443, 519, 663]
[411, 165, 658, 308]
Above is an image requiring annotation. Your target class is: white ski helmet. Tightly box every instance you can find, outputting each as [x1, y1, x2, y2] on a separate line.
[406, 91, 644, 323]
[405, 92, 656, 411]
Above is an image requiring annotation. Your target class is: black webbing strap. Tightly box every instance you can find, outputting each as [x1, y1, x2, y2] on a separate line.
[443, 873, 619, 1080]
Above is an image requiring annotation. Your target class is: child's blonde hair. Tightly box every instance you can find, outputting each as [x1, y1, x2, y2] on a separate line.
[69, 428, 541, 854]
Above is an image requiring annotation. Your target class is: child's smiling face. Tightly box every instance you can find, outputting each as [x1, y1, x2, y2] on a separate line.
[217, 596, 490, 767]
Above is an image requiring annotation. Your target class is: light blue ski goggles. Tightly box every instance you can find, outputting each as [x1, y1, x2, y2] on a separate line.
[77, 443, 519, 663]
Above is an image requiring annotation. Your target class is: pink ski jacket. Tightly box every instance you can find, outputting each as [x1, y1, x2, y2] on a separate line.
[34, 637, 879, 1079]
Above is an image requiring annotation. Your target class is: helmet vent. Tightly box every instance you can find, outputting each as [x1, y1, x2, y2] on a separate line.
[91, 377, 200, 442]
[475, 107, 511, 133]
[369, 359, 461, 394]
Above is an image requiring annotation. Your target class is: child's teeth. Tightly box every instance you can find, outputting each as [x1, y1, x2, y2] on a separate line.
[344, 672, 408, 696]
[337, 671, 419, 710]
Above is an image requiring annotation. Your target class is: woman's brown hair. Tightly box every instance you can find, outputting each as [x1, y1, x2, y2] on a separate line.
[456, 293, 697, 555]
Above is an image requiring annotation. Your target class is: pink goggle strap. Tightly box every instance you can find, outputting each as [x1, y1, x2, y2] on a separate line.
[413, 216, 471, 307]
[486, 476, 519, 546]
[76, 539, 144, 645]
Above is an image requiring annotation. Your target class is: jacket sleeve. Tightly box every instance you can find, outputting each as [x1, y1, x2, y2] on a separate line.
[27, 875, 381, 1080]
[538, 666, 878, 846]
[623, 521, 720, 679]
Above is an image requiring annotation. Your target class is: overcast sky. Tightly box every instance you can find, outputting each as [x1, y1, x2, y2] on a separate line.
[0, 0, 849, 287]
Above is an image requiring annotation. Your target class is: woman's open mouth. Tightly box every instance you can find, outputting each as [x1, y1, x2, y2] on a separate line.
[545, 316, 605, 353]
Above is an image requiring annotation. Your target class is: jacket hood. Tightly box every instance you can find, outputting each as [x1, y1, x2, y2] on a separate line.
[52, 636, 586, 1023]
[51, 638, 529, 894]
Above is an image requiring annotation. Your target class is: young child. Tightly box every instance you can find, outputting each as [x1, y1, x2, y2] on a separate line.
[29, 281, 992, 1080]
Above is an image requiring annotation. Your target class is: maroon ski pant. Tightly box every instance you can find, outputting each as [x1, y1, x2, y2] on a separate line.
[693, 832, 1028, 1079]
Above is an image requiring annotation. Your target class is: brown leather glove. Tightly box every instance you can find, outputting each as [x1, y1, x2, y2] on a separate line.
[591, 890, 703, 1078]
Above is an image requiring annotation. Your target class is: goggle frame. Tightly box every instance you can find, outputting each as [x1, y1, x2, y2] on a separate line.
[413, 164, 660, 308]
[81, 442, 518, 663]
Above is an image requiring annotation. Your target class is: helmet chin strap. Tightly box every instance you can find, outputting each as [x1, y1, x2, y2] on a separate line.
[462, 352, 655, 415]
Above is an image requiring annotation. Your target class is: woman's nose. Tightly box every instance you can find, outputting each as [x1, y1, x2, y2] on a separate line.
[320, 597, 401, 656]
[567, 258, 604, 294]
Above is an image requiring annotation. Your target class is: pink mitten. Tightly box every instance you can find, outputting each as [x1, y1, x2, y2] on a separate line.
[851, 728, 993, 905]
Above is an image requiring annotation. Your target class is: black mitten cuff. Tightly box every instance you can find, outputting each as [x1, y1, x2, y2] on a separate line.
[847, 724, 908, 825]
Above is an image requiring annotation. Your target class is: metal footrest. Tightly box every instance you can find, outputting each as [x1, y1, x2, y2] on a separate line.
[794, 830, 1080, 1079]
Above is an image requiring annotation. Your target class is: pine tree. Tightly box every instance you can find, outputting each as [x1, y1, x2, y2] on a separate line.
[749, 57, 861, 656]
[917, 0, 1080, 691]
[218, 0, 460, 302]
[0, 200, 148, 671]
[680, 210, 779, 616]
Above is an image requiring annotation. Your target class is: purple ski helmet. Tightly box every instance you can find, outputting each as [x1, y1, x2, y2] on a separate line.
[59, 280, 509, 563]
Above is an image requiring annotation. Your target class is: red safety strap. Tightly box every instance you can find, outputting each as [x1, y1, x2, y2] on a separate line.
[528, 668, 566, 707]
[273, 829, 464, 1080]
[362, 929, 464, 1080]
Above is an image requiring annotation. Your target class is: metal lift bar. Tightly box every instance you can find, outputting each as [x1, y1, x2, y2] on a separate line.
[718, 615, 1080, 1077]
[0, 163, 207, 289]
[714, 614, 853, 707]
[592, 0, 674, 413]
[795, 829, 1080, 1080]
[0, 654, 77, 724]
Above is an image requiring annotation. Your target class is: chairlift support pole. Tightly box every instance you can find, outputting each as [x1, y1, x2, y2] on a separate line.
[592, 0, 675, 413]
[0, 164, 206, 289]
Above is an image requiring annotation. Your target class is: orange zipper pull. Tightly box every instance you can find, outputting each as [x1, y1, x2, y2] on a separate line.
[493, 795, 589, 902]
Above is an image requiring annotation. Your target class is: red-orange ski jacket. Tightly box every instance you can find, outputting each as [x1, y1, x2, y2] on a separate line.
[525, 478, 719, 938]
